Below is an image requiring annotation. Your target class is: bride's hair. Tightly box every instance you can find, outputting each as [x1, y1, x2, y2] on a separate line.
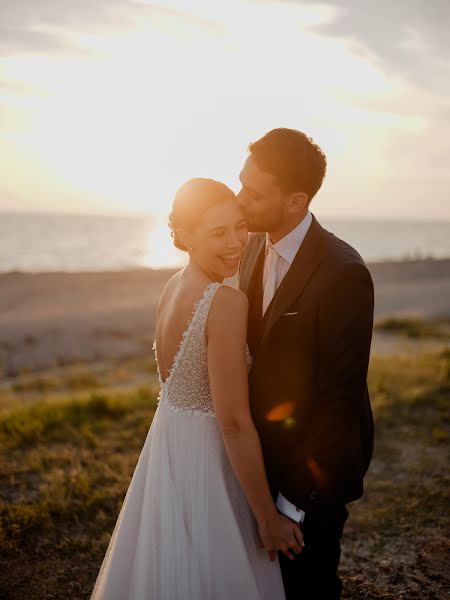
[169, 178, 236, 251]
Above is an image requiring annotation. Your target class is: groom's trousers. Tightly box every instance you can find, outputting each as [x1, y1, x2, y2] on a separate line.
[278, 504, 348, 600]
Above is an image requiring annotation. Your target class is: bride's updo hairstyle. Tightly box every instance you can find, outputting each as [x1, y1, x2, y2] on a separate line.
[169, 178, 236, 251]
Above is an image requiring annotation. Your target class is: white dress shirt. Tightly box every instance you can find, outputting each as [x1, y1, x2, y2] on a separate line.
[262, 210, 313, 523]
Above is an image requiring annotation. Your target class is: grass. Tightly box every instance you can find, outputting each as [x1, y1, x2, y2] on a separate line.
[0, 381, 159, 599]
[8, 358, 158, 395]
[0, 350, 449, 599]
[375, 316, 450, 340]
[0, 391, 149, 450]
[340, 348, 450, 599]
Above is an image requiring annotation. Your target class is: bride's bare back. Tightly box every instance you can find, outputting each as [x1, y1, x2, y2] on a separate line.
[155, 269, 216, 382]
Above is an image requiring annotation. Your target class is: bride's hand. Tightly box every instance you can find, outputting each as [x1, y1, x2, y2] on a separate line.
[258, 512, 304, 561]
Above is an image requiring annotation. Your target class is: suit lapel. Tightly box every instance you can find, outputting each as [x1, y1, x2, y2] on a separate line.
[239, 234, 265, 297]
[259, 215, 324, 348]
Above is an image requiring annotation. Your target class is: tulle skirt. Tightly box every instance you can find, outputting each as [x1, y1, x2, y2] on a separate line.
[90, 400, 285, 600]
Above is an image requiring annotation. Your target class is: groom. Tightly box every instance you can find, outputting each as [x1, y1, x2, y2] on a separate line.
[238, 128, 374, 599]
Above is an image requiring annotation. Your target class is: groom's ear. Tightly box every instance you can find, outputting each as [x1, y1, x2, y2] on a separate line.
[287, 191, 309, 214]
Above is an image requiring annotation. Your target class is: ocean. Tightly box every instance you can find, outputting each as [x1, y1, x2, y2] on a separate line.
[1, 211, 449, 273]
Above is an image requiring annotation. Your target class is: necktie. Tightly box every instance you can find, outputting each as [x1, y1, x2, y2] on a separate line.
[262, 246, 279, 315]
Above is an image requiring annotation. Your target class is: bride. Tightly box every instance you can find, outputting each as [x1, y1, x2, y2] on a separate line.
[90, 178, 303, 599]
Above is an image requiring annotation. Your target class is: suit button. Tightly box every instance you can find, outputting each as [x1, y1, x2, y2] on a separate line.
[309, 489, 318, 502]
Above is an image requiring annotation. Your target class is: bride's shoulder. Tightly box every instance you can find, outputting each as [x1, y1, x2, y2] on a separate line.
[215, 284, 248, 307]
[156, 270, 183, 315]
[207, 285, 248, 340]
[210, 284, 248, 319]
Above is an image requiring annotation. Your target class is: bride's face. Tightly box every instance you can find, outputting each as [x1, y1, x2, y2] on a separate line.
[189, 200, 248, 280]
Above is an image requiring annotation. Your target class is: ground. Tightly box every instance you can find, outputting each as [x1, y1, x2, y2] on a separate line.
[0, 349, 449, 599]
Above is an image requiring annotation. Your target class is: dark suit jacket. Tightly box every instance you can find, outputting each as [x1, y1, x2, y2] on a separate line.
[239, 214, 374, 516]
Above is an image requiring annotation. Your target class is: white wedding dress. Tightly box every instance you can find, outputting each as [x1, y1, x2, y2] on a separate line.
[91, 282, 285, 600]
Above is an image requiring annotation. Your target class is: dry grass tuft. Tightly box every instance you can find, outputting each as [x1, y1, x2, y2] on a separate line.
[0, 350, 449, 599]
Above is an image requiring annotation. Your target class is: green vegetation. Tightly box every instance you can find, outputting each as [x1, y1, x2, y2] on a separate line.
[0, 390, 153, 450]
[0, 381, 159, 599]
[341, 349, 450, 599]
[8, 357, 157, 396]
[375, 315, 450, 339]
[0, 350, 449, 599]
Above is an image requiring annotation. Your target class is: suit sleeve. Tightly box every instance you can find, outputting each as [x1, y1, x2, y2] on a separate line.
[281, 262, 374, 513]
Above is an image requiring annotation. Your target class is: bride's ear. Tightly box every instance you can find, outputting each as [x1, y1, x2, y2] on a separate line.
[176, 228, 194, 252]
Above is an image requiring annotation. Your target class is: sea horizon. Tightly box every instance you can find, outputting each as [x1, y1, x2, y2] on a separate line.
[1, 210, 450, 273]
[2, 208, 449, 225]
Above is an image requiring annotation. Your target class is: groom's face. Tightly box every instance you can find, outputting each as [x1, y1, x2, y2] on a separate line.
[237, 155, 285, 233]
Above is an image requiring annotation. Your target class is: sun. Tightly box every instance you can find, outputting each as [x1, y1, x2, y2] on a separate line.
[0, 1, 423, 220]
[142, 219, 187, 269]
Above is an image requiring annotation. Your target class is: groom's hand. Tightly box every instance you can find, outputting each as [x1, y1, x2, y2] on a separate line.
[258, 513, 304, 561]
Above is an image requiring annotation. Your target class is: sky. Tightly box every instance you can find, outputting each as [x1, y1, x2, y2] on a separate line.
[0, 0, 449, 222]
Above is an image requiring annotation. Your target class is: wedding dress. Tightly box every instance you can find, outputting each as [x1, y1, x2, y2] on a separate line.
[90, 281, 285, 599]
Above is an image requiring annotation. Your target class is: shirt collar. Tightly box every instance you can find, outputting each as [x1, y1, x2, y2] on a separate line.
[265, 211, 313, 265]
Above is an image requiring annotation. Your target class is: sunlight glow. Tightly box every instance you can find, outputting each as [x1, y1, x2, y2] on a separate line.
[0, 0, 444, 220]
[142, 219, 187, 269]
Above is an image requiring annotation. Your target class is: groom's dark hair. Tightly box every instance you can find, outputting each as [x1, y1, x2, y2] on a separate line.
[248, 128, 327, 203]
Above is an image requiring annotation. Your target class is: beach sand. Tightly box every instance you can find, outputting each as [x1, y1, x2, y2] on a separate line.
[1, 259, 449, 375]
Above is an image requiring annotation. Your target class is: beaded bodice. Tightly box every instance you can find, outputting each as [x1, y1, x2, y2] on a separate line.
[153, 282, 251, 418]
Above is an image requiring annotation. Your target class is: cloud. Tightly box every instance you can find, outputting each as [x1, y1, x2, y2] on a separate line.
[276, 0, 450, 93]
[0, 26, 79, 56]
[0, 0, 224, 57]
[2, 0, 129, 28]
[0, 0, 150, 55]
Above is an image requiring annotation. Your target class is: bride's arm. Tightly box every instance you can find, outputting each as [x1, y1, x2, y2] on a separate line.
[207, 285, 303, 560]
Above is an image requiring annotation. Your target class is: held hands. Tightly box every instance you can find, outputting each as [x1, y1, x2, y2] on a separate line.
[258, 512, 304, 561]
